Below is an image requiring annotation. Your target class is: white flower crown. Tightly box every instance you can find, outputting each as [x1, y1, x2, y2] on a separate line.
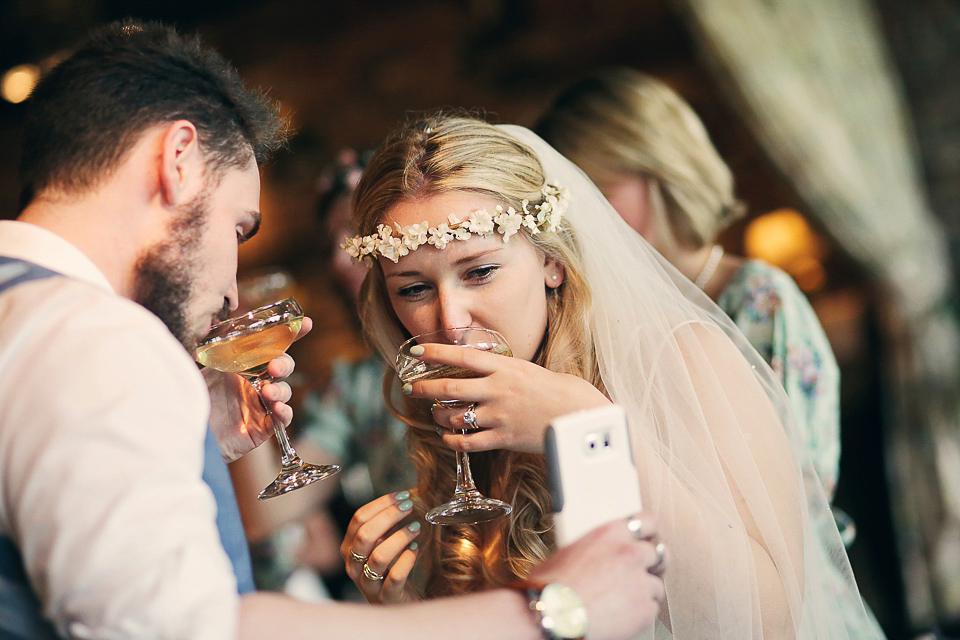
[341, 184, 570, 264]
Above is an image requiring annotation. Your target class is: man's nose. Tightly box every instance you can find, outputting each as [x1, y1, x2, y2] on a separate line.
[226, 279, 239, 312]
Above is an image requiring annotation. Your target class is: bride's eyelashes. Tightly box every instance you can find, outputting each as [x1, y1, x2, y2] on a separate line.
[396, 282, 430, 300]
[465, 264, 499, 284]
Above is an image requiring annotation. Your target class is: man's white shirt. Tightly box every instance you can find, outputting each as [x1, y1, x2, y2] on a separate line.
[0, 220, 238, 639]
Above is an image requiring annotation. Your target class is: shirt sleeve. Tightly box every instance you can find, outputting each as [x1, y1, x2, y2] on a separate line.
[0, 284, 238, 640]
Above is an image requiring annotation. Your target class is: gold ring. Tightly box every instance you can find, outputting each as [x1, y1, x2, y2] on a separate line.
[349, 549, 367, 563]
[363, 563, 385, 581]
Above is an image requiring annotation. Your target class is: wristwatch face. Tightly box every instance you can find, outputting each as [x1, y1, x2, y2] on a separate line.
[540, 583, 588, 639]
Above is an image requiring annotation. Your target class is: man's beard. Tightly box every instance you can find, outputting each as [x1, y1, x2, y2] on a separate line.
[132, 194, 213, 351]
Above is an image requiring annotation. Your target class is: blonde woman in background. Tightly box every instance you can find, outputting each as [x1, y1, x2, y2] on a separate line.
[337, 113, 883, 638]
[535, 67, 843, 511]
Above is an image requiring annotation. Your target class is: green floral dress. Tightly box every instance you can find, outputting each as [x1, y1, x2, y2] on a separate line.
[298, 355, 414, 498]
[716, 260, 841, 500]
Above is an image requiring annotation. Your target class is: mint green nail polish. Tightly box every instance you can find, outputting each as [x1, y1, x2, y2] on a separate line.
[407, 521, 421, 533]
[394, 490, 411, 501]
[409, 541, 419, 551]
[402, 383, 413, 395]
[409, 345, 425, 356]
[398, 499, 414, 511]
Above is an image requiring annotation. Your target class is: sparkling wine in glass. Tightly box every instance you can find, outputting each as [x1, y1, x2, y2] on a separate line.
[397, 327, 513, 525]
[196, 297, 340, 499]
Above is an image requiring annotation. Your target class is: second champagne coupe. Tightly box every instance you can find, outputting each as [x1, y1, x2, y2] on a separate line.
[196, 297, 340, 499]
[397, 327, 513, 525]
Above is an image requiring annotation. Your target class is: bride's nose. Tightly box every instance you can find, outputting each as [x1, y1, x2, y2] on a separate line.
[437, 288, 473, 337]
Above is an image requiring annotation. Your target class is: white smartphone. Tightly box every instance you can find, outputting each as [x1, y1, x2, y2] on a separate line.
[545, 404, 642, 546]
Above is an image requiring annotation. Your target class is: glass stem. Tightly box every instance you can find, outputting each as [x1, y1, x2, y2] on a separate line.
[453, 430, 478, 495]
[251, 377, 301, 469]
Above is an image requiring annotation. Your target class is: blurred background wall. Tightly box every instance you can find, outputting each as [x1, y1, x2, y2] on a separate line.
[3, 1, 960, 637]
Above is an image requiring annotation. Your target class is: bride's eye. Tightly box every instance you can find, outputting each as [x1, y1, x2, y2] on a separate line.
[466, 265, 498, 283]
[396, 283, 430, 299]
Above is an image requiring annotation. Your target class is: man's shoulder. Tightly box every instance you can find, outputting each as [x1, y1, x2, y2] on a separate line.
[1, 274, 173, 342]
[0, 270, 209, 464]
[0, 275, 200, 389]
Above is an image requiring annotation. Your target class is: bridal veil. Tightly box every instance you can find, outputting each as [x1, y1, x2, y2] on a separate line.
[501, 124, 883, 639]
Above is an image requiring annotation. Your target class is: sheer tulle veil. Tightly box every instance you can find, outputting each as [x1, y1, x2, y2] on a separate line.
[499, 124, 883, 639]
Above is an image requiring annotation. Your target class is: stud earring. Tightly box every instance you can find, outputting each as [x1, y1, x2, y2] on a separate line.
[552, 275, 559, 281]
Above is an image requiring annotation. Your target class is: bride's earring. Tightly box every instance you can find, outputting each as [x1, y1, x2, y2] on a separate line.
[545, 259, 564, 288]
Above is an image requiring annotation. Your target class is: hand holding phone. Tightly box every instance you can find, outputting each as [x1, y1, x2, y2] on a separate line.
[545, 405, 643, 546]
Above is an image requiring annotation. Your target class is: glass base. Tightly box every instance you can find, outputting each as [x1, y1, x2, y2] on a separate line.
[258, 462, 341, 500]
[425, 492, 512, 525]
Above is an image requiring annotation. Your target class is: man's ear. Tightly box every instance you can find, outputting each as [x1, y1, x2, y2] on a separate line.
[158, 120, 204, 207]
[544, 257, 565, 289]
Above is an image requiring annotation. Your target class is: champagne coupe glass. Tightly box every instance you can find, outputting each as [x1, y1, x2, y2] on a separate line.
[196, 297, 340, 499]
[397, 327, 513, 525]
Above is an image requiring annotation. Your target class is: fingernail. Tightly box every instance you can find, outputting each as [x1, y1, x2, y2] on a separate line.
[398, 499, 414, 511]
[394, 490, 411, 501]
[409, 345, 425, 356]
[409, 541, 419, 551]
[407, 521, 421, 533]
[402, 383, 413, 395]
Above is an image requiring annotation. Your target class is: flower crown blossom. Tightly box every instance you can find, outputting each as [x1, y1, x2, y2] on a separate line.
[341, 184, 570, 264]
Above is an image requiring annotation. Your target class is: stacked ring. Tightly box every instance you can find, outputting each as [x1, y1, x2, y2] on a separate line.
[626, 517, 667, 576]
[349, 549, 367, 563]
[363, 563, 385, 581]
[650, 542, 667, 576]
[626, 516, 647, 540]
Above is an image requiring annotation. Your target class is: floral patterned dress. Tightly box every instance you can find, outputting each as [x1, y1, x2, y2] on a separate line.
[298, 355, 414, 498]
[250, 355, 414, 592]
[716, 260, 841, 501]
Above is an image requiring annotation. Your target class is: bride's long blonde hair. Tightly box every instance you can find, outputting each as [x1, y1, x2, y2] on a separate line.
[352, 113, 604, 595]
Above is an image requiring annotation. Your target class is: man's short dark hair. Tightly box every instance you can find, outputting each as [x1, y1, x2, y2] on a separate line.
[18, 19, 287, 210]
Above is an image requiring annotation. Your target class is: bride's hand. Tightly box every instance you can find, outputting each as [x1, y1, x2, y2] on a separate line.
[340, 490, 422, 604]
[404, 342, 610, 454]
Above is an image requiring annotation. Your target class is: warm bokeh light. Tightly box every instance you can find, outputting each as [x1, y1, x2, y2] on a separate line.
[744, 208, 827, 293]
[1, 64, 41, 104]
[790, 255, 827, 292]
